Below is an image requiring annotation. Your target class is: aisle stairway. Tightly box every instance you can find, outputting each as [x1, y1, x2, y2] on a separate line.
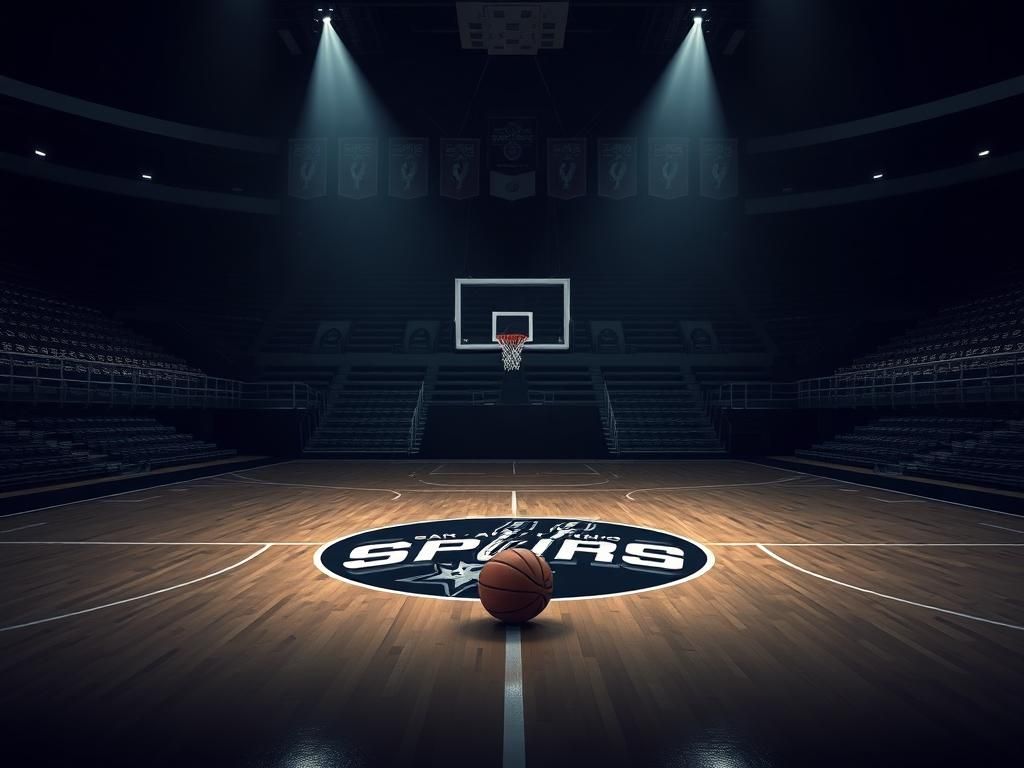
[600, 366, 724, 454]
[305, 366, 426, 455]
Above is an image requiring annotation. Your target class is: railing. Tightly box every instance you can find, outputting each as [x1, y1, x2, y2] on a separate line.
[0, 351, 323, 411]
[704, 350, 1024, 410]
[603, 382, 619, 454]
[408, 381, 425, 454]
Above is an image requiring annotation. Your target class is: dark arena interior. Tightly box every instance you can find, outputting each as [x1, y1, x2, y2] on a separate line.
[2, 1, 1023, 766]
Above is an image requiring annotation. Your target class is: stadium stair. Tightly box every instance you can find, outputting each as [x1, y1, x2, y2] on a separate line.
[304, 365, 427, 455]
[600, 366, 724, 455]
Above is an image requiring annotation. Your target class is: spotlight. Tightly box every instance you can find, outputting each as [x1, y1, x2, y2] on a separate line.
[693, 15, 703, 24]
[33, 149, 47, 157]
[141, 173, 153, 180]
[872, 172, 884, 180]
[978, 149, 990, 157]
[322, 15, 331, 24]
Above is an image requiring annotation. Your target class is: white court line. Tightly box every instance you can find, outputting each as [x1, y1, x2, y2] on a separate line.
[716, 542, 1024, 547]
[416, 478, 610, 489]
[625, 475, 803, 500]
[979, 522, 1024, 535]
[511, 491, 517, 517]
[743, 460, 1024, 519]
[227, 473, 402, 500]
[512, 461, 516, 476]
[0, 540, 316, 547]
[1, 540, 1022, 549]
[0, 544, 272, 634]
[0, 459, 294, 520]
[503, 625, 526, 768]
[757, 543, 1024, 632]
[0, 522, 47, 534]
[868, 497, 925, 504]
[99, 496, 161, 504]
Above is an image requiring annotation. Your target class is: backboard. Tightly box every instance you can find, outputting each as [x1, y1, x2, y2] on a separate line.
[454, 278, 570, 350]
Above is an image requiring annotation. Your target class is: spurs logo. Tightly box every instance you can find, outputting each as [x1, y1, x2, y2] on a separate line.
[316, 517, 714, 600]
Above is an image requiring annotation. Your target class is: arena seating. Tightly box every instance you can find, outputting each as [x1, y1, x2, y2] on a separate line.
[430, 366, 504, 405]
[796, 415, 1024, 491]
[0, 415, 236, 491]
[0, 281, 197, 373]
[305, 366, 426, 454]
[601, 366, 723, 454]
[257, 279, 765, 356]
[263, 282, 451, 354]
[838, 282, 1024, 376]
[573, 281, 764, 354]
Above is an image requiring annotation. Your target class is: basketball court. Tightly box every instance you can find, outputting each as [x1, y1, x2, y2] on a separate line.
[1, 459, 1020, 767]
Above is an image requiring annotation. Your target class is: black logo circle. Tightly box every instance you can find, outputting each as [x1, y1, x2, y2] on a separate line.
[315, 517, 714, 600]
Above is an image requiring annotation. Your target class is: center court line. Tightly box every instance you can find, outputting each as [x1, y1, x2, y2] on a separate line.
[511, 490, 518, 517]
[504, 624, 526, 768]
[0, 544, 272, 634]
[99, 496, 161, 504]
[757, 543, 1024, 632]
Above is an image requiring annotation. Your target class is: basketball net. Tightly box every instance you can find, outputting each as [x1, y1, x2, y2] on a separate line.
[496, 333, 527, 372]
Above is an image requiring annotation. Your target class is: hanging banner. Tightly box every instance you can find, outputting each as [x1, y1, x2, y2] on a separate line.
[547, 138, 587, 200]
[338, 137, 378, 199]
[440, 138, 480, 200]
[700, 138, 739, 200]
[597, 138, 637, 199]
[488, 118, 537, 201]
[287, 138, 328, 199]
[648, 138, 688, 199]
[389, 137, 429, 199]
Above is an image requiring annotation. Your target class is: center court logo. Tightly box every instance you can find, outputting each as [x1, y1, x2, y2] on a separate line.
[315, 517, 714, 600]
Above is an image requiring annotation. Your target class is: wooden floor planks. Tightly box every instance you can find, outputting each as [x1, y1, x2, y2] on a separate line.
[0, 459, 1020, 767]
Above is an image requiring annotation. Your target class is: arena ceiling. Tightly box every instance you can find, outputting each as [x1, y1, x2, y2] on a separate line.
[1, 1, 1022, 138]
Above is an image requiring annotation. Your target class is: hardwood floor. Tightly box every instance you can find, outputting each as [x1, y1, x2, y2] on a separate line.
[0, 460, 1021, 767]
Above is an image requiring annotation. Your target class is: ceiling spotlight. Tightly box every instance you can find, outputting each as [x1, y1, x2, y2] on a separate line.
[322, 15, 332, 23]
[978, 149, 991, 157]
[33, 149, 47, 157]
[141, 173, 153, 180]
[872, 172, 884, 180]
[694, 15, 703, 24]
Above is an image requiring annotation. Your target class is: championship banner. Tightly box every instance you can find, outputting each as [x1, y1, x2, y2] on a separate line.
[338, 138, 378, 199]
[488, 118, 536, 201]
[649, 138, 688, 199]
[700, 138, 739, 200]
[287, 138, 328, 199]
[389, 137, 429, 199]
[546, 138, 586, 200]
[439, 138, 480, 200]
[597, 138, 637, 199]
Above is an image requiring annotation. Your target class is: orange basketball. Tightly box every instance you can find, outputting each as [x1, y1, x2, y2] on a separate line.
[478, 548, 553, 623]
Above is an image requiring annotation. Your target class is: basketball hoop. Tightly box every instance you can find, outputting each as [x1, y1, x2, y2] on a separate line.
[495, 333, 528, 372]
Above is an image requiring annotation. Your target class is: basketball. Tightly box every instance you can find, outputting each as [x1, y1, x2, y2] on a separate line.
[478, 548, 553, 623]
